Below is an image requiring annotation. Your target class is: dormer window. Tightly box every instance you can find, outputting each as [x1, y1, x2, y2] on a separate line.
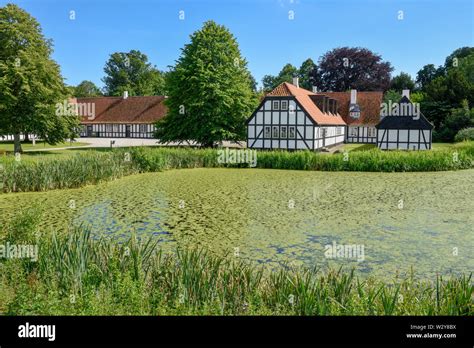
[349, 104, 361, 119]
[273, 101, 280, 110]
[281, 101, 288, 110]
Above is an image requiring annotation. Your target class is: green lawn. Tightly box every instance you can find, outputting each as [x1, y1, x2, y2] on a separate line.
[339, 144, 377, 152]
[0, 140, 89, 152]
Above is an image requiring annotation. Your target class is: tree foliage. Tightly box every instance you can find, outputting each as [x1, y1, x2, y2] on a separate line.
[444, 47, 474, 71]
[436, 101, 474, 141]
[382, 90, 401, 105]
[298, 58, 320, 90]
[102, 50, 165, 96]
[416, 64, 442, 90]
[155, 21, 258, 147]
[73, 80, 102, 97]
[0, 4, 78, 153]
[389, 72, 415, 92]
[315, 47, 393, 91]
[262, 63, 298, 91]
[416, 48, 474, 141]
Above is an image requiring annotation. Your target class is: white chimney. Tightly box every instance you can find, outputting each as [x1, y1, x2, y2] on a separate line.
[312, 86, 318, 93]
[402, 89, 410, 99]
[123, 91, 129, 99]
[350, 89, 357, 104]
[292, 77, 299, 88]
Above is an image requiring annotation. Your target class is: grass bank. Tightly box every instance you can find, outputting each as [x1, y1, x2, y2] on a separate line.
[0, 210, 472, 315]
[0, 140, 89, 152]
[1, 142, 473, 193]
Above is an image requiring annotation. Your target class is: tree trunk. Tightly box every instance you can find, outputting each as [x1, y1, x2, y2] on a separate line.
[24, 133, 29, 142]
[13, 133, 23, 153]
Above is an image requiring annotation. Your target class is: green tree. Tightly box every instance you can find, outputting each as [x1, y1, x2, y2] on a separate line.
[416, 64, 441, 90]
[102, 50, 165, 96]
[390, 72, 415, 92]
[437, 100, 474, 141]
[382, 90, 401, 105]
[444, 47, 474, 71]
[425, 69, 472, 106]
[458, 53, 474, 85]
[0, 4, 78, 153]
[155, 21, 258, 147]
[298, 58, 319, 90]
[74, 80, 102, 97]
[262, 63, 298, 91]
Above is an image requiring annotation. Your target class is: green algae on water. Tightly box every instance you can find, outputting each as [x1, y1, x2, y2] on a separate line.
[0, 168, 473, 280]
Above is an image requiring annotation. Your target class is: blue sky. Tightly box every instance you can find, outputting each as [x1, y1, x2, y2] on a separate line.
[2, 0, 473, 89]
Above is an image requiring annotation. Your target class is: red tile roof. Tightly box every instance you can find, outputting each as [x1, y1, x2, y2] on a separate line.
[266, 82, 346, 125]
[316, 91, 383, 126]
[74, 96, 167, 124]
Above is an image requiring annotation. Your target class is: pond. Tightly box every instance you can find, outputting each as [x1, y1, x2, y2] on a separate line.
[1, 168, 473, 279]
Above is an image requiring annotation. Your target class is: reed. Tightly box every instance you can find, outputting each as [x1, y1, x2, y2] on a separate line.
[1, 142, 473, 193]
[0, 221, 472, 316]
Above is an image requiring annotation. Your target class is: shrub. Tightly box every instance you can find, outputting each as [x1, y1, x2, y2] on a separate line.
[455, 128, 474, 142]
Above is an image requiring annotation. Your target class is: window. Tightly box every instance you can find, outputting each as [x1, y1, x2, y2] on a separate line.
[281, 126, 287, 138]
[350, 127, 358, 137]
[289, 126, 296, 138]
[272, 126, 279, 138]
[139, 124, 147, 133]
[272, 101, 280, 110]
[321, 127, 328, 138]
[281, 101, 288, 110]
[264, 126, 271, 138]
[368, 127, 376, 137]
[113, 124, 119, 133]
[336, 127, 342, 136]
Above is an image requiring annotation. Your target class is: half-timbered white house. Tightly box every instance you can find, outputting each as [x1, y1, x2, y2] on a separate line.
[74, 92, 167, 138]
[246, 79, 346, 151]
[316, 89, 383, 144]
[376, 90, 433, 150]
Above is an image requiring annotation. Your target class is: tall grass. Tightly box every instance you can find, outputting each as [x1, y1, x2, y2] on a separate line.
[1, 142, 473, 193]
[0, 220, 472, 316]
[0, 151, 137, 192]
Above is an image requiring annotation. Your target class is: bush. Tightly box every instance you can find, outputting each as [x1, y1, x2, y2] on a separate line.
[455, 128, 474, 142]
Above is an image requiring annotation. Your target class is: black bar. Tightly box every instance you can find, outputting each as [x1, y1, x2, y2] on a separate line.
[0, 316, 472, 346]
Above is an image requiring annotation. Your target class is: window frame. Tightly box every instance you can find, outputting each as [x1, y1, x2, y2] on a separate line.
[280, 126, 287, 139]
[272, 126, 279, 138]
[281, 100, 288, 110]
[272, 100, 280, 110]
[289, 126, 296, 138]
[368, 127, 376, 137]
[264, 126, 271, 138]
